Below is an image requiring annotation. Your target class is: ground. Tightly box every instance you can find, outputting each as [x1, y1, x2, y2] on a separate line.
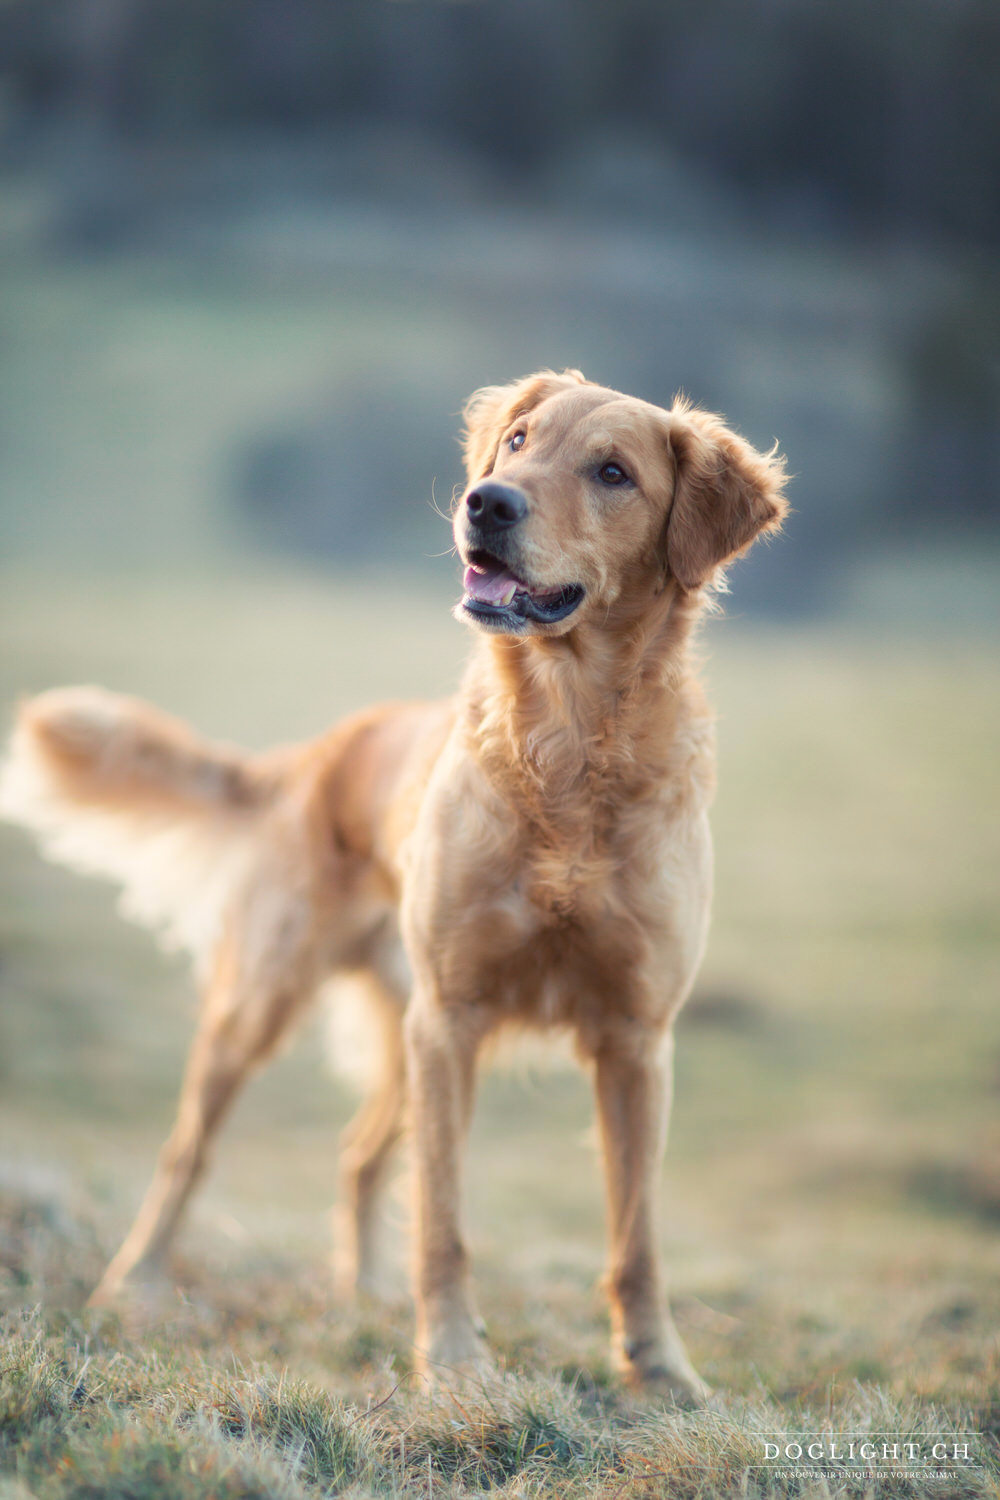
[0, 570, 997, 1497]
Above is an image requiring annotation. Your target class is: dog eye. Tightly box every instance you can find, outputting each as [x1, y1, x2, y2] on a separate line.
[598, 461, 629, 486]
[510, 432, 526, 452]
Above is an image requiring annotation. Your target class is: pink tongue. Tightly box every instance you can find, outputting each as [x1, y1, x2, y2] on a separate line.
[464, 562, 520, 605]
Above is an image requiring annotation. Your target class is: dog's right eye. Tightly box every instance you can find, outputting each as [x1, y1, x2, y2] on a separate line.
[509, 432, 526, 452]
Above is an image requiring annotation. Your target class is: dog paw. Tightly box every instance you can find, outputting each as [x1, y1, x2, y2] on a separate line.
[617, 1334, 710, 1408]
[416, 1317, 495, 1389]
[87, 1265, 177, 1319]
[631, 1363, 711, 1409]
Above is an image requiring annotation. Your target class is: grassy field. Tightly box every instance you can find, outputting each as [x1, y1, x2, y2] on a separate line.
[1, 569, 998, 1498]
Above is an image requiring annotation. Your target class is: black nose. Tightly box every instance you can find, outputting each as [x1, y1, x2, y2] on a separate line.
[465, 481, 528, 530]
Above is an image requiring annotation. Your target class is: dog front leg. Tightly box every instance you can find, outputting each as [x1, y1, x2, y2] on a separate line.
[592, 1025, 709, 1405]
[404, 994, 489, 1381]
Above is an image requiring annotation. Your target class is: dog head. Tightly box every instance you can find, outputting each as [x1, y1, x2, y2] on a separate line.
[454, 369, 788, 636]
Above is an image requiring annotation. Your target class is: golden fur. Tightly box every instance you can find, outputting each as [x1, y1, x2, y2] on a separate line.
[0, 370, 787, 1403]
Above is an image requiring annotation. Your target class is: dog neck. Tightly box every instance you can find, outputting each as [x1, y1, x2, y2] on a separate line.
[464, 580, 708, 807]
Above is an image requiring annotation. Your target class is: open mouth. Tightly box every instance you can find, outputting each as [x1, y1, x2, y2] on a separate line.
[461, 552, 584, 629]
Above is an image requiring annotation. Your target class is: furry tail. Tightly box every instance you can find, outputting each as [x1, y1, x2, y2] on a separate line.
[0, 686, 275, 963]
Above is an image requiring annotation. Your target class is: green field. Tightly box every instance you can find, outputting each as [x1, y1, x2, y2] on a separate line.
[1, 568, 997, 1497]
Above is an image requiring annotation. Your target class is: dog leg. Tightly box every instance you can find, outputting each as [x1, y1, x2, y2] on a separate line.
[591, 1025, 709, 1406]
[334, 984, 407, 1300]
[89, 926, 315, 1307]
[404, 996, 490, 1381]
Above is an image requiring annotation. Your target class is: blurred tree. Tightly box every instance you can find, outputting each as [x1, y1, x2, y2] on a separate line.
[896, 289, 1000, 530]
[0, 0, 997, 246]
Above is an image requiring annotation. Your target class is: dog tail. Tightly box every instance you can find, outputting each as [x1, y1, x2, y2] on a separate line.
[0, 686, 276, 964]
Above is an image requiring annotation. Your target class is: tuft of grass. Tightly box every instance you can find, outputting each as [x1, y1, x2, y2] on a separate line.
[14, 1423, 307, 1500]
[203, 1373, 364, 1490]
[0, 1325, 365, 1500]
[382, 1376, 608, 1489]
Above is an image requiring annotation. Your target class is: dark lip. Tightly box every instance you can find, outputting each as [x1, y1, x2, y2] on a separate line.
[460, 547, 585, 631]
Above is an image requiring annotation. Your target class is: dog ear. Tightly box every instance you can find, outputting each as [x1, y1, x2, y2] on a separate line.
[664, 402, 788, 590]
[462, 368, 587, 482]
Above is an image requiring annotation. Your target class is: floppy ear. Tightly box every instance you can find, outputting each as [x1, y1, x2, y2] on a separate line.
[462, 368, 588, 483]
[664, 402, 788, 590]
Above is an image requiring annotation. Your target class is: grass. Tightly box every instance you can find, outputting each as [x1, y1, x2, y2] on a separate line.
[1, 568, 999, 1496]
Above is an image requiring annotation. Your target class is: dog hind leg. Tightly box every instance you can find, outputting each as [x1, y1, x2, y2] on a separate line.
[89, 890, 318, 1307]
[332, 975, 407, 1301]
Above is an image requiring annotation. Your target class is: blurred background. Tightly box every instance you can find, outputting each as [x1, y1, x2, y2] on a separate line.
[1, 0, 998, 613]
[0, 0, 998, 1405]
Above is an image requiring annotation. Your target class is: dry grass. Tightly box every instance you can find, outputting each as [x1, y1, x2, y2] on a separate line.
[1, 568, 998, 1497]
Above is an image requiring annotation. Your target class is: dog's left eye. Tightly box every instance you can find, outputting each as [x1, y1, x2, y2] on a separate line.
[510, 432, 526, 452]
[598, 462, 629, 486]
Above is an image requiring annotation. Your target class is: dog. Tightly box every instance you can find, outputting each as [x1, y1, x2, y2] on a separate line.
[1, 369, 787, 1403]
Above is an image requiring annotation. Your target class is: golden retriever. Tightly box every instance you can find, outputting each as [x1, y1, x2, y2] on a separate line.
[0, 369, 787, 1403]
